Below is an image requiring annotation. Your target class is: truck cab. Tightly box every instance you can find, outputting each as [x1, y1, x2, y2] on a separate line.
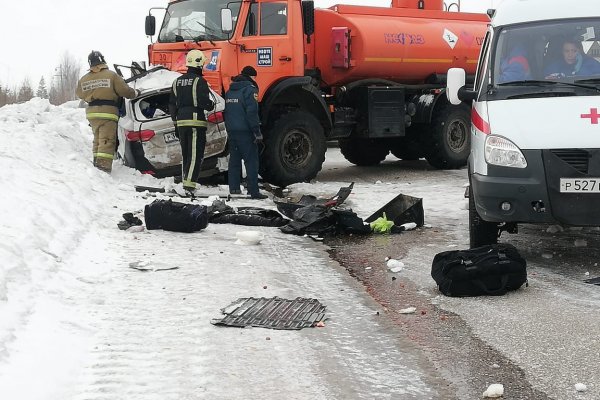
[447, 0, 600, 247]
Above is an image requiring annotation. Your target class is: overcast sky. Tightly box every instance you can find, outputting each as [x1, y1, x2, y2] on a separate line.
[0, 0, 493, 89]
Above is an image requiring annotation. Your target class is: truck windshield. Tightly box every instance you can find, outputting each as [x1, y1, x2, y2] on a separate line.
[494, 19, 600, 87]
[158, 0, 241, 43]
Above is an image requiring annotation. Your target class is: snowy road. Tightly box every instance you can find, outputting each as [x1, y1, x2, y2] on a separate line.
[319, 152, 600, 400]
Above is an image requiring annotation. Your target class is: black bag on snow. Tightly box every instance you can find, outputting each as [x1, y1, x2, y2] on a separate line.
[431, 243, 527, 297]
[144, 199, 208, 233]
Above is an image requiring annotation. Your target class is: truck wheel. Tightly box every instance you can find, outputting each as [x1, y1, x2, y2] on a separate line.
[425, 103, 470, 169]
[260, 111, 326, 188]
[469, 184, 499, 248]
[390, 138, 423, 161]
[339, 138, 389, 166]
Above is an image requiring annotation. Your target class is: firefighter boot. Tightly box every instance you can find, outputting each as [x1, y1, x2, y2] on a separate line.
[95, 157, 113, 173]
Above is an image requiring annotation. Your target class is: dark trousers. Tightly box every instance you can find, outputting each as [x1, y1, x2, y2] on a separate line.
[179, 126, 206, 189]
[228, 133, 259, 195]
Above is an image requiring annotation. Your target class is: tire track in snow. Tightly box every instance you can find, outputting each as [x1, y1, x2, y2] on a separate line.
[73, 220, 441, 399]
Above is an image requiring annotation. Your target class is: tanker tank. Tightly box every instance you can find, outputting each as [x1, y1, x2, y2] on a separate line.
[313, 5, 489, 87]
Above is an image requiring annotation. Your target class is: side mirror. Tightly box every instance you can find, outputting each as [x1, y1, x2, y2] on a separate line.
[145, 15, 156, 36]
[221, 8, 233, 33]
[302, 1, 315, 37]
[447, 68, 477, 104]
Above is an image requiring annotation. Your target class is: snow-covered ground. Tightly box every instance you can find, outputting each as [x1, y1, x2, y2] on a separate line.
[0, 99, 452, 399]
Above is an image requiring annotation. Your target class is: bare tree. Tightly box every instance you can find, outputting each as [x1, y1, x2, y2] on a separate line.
[17, 78, 34, 103]
[36, 76, 49, 99]
[49, 52, 81, 105]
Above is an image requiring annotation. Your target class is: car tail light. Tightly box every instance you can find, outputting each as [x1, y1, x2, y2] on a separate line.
[207, 111, 224, 124]
[125, 130, 156, 142]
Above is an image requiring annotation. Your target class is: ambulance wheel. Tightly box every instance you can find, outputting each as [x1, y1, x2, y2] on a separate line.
[426, 102, 470, 169]
[469, 184, 499, 248]
[339, 138, 389, 166]
[260, 111, 326, 188]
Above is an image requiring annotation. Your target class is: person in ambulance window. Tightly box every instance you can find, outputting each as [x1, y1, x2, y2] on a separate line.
[497, 44, 532, 83]
[544, 38, 600, 79]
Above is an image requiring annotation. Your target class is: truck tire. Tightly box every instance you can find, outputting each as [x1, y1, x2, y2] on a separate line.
[390, 138, 423, 161]
[260, 111, 326, 188]
[425, 103, 470, 169]
[339, 138, 389, 166]
[469, 184, 499, 248]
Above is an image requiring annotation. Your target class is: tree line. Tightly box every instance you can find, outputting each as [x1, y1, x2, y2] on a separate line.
[0, 52, 81, 108]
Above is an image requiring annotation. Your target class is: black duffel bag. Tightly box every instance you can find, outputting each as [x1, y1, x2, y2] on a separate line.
[431, 243, 527, 297]
[144, 199, 208, 233]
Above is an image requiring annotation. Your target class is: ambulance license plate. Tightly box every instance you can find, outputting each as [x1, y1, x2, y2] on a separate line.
[163, 132, 179, 144]
[560, 178, 600, 193]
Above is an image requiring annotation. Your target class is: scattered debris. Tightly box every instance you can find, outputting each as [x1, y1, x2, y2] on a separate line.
[365, 193, 424, 227]
[575, 383, 588, 392]
[584, 276, 600, 285]
[546, 225, 564, 234]
[315, 321, 326, 327]
[117, 212, 143, 230]
[386, 257, 404, 273]
[212, 297, 326, 330]
[483, 383, 504, 398]
[235, 230, 265, 245]
[491, 363, 500, 369]
[398, 307, 416, 314]
[129, 260, 178, 272]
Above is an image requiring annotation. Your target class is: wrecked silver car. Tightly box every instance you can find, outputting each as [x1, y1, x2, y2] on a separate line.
[116, 66, 228, 178]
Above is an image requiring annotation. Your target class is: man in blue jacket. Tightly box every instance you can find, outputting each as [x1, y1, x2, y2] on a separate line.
[224, 66, 268, 199]
[497, 44, 531, 83]
[544, 39, 600, 79]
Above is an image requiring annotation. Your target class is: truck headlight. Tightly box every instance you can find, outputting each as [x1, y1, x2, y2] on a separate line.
[484, 135, 527, 168]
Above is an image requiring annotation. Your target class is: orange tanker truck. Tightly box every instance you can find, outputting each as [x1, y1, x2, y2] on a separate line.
[144, 0, 488, 187]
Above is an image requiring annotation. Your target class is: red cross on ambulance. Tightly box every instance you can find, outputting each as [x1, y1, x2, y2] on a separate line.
[581, 108, 600, 124]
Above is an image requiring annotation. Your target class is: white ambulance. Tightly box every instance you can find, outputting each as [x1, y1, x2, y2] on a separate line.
[447, 0, 600, 247]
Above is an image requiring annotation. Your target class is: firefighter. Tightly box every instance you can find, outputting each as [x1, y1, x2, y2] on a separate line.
[168, 50, 215, 195]
[224, 66, 268, 199]
[76, 51, 139, 173]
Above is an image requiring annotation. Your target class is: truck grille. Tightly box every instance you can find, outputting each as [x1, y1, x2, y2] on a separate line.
[549, 149, 589, 174]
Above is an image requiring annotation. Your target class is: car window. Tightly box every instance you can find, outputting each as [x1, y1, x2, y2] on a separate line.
[135, 93, 171, 121]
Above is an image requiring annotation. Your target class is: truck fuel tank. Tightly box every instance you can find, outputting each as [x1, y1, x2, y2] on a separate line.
[313, 5, 488, 87]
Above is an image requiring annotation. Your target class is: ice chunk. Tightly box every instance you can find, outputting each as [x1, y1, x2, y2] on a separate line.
[398, 307, 416, 314]
[386, 257, 404, 273]
[546, 225, 564, 234]
[483, 383, 504, 398]
[575, 383, 587, 392]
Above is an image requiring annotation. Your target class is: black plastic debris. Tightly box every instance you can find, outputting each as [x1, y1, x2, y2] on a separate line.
[365, 193, 424, 227]
[211, 297, 326, 330]
[584, 277, 600, 285]
[117, 212, 143, 230]
[274, 182, 354, 219]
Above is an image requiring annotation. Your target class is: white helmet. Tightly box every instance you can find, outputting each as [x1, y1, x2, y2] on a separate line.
[186, 50, 207, 68]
